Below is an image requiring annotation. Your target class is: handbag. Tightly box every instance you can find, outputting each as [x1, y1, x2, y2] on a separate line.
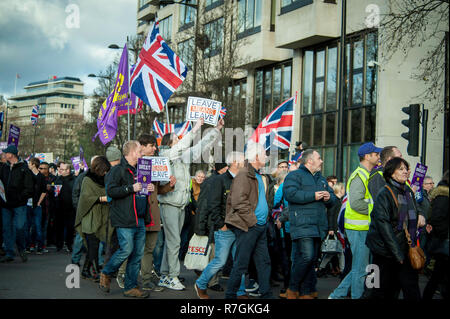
[384, 185, 426, 270]
[321, 234, 343, 254]
[183, 234, 211, 271]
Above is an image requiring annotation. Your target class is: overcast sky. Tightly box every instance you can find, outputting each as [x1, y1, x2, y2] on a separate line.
[0, 0, 137, 99]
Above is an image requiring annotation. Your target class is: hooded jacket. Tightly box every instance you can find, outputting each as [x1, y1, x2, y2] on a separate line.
[0, 159, 34, 209]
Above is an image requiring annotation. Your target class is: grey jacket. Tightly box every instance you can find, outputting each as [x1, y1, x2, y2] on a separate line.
[158, 127, 221, 208]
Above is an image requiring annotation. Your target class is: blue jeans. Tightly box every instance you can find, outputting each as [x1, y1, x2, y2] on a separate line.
[225, 224, 273, 299]
[99, 241, 105, 266]
[196, 229, 246, 296]
[289, 237, 320, 293]
[330, 230, 370, 299]
[71, 233, 86, 264]
[102, 218, 146, 291]
[29, 206, 43, 248]
[153, 227, 165, 274]
[2, 206, 28, 258]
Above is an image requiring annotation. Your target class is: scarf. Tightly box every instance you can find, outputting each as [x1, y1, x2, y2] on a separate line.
[391, 179, 418, 247]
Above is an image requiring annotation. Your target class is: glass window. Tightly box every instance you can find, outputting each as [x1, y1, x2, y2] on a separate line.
[313, 115, 323, 146]
[301, 116, 312, 146]
[179, 0, 196, 28]
[204, 18, 224, 57]
[283, 64, 292, 100]
[323, 147, 335, 177]
[264, 69, 272, 115]
[325, 113, 336, 145]
[159, 16, 172, 42]
[273, 67, 282, 107]
[364, 106, 376, 142]
[350, 108, 362, 143]
[255, 70, 263, 124]
[326, 47, 337, 110]
[365, 33, 377, 105]
[178, 38, 194, 68]
[237, 0, 262, 35]
[303, 50, 313, 114]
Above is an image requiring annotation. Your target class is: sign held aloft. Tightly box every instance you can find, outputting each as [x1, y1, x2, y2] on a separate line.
[186, 96, 221, 126]
[142, 156, 171, 182]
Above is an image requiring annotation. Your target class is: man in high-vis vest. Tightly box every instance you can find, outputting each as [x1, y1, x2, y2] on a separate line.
[368, 146, 402, 199]
[329, 142, 381, 299]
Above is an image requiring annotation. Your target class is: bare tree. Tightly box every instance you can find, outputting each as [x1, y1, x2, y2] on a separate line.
[379, 0, 449, 123]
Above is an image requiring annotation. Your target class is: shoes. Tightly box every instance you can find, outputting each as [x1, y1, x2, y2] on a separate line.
[237, 294, 249, 299]
[42, 248, 49, 253]
[36, 248, 43, 255]
[298, 294, 314, 299]
[194, 283, 210, 299]
[245, 280, 259, 293]
[208, 284, 224, 292]
[19, 251, 28, 263]
[0, 256, 14, 263]
[142, 281, 156, 291]
[166, 276, 186, 291]
[249, 290, 262, 297]
[311, 291, 318, 299]
[158, 275, 170, 288]
[286, 289, 299, 299]
[99, 273, 111, 293]
[116, 273, 125, 289]
[123, 288, 149, 298]
[279, 289, 287, 299]
[25, 248, 31, 254]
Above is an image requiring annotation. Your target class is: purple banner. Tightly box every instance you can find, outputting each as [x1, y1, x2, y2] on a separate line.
[411, 163, 428, 191]
[93, 44, 130, 145]
[137, 158, 152, 195]
[71, 156, 81, 172]
[7, 124, 20, 147]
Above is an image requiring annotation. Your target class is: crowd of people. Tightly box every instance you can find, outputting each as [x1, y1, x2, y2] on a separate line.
[0, 119, 448, 300]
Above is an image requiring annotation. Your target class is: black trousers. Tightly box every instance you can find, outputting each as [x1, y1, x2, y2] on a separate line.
[84, 233, 100, 266]
[423, 254, 449, 299]
[364, 253, 421, 300]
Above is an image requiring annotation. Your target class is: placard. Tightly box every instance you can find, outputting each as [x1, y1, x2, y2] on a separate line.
[0, 142, 8, 153]
[143, 156, 171, 182]
[0, 179, 6, 203]
[7, 124, 20, 147]
[137, 158, 152, 195]
[411, 163, 428, 190]
[186, 96, 221, 126]
[71, 156, 81, 172]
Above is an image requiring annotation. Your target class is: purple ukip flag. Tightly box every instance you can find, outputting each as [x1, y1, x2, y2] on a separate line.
[137, 158, 152, 195]
[8, 124, 20, 147]
[93, 44, 130, 145]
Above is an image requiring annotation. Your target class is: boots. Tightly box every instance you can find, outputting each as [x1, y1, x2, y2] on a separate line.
[81, 260, 93, 280]
[99, 273, 111, 293]
[286, 289, 299, 299]
[91, 260, 101, 283]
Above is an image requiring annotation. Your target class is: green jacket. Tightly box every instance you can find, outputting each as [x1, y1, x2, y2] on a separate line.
[74, 174, 113, 245]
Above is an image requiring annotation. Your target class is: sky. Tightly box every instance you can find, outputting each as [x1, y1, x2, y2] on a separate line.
[0, 0, 137, 99]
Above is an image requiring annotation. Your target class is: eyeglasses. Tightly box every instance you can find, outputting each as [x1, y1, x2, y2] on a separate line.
[423, 182, 434, 185]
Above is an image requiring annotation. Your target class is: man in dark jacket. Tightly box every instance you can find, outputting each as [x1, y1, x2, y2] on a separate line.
[224, 143, 273, 299]
[0, 145, 34, 263]
[368, 146, 402, 199]
[194, 152, 246, 299]
[99, 140, 153, 298]
[283, 149, 336, 299]
[53, 162, 76, 252]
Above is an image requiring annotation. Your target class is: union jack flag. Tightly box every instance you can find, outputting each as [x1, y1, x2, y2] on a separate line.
[249, 94, 297, 151]
[219, 107, 227, 119]
[130, 20, 187, 113]
[31, 105, 39, 126]
[153, 119, 192, 138]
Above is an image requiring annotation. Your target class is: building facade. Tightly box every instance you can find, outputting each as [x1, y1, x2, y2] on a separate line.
[136, 0, 448, 182]
[8, 76, 85, 160]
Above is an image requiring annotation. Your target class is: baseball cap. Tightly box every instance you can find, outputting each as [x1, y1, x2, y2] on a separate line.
[2, 144, 18, 156]
[358, 142, 382, 157]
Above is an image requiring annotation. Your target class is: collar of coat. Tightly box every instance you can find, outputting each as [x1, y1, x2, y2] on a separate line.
[430, 184, 449, 200]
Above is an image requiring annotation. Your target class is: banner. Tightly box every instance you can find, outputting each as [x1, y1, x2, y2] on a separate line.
[186, 96, 221, 126]
[93, 44, 130, 145]
[7, 124, 20, 147]
[411, 163, 428, 190]
[137, 158, 152, 195]
[143, 156, 171, 182]
[0, 142, 7, 153]
[34, 153, 53, 163]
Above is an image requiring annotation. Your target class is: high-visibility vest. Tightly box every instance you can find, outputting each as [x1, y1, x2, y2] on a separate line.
[345, 167, 373, 231]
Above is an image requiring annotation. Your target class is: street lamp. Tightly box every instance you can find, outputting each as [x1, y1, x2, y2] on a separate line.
[3, 101, 17, 142]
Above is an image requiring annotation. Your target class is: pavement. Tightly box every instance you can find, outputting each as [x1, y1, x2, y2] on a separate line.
[0, 246, 436, 299]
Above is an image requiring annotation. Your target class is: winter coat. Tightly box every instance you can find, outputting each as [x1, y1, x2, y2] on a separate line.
[225, 161, 271, 232]
[75, 171, 113, 245]
[0, 159, 34, 209]
[105, 156, 153, 228]
[158, 128, 221, 208]
[365, 180, 419, 263]
[72, 170, 88, 210]
[427, 181, 449, 241]
[327, 196, 343, 232]
[194, 171, 220, 236]
[283, 164, 336, 240]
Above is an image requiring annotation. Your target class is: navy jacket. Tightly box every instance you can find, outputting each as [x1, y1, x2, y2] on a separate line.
[284, 164, 337, 240]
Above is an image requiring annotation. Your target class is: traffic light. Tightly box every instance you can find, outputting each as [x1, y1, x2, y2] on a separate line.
[401, 104, 420, 156]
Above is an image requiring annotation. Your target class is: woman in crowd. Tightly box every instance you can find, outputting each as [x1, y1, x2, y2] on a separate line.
[74, 156, 112, 282]
[423, 170, 449, 299]
[365, 157, 422, 300]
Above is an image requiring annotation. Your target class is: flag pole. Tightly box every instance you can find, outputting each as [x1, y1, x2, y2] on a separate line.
[126, 37, 131, 141]
[32, 124, 37, 154]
